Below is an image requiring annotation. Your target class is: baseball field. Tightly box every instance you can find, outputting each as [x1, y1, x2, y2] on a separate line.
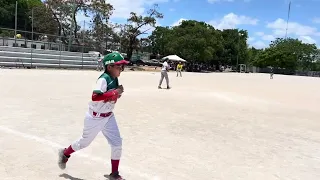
[0, 69, 319, 180]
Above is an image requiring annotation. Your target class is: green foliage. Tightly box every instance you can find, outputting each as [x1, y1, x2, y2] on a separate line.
[43, 0, 114, 44]
[253, 38, 319, 71]
[0, 30, 14, 37]
[0, 0, 42, 29]
[1, 0, 320, 73]
[149, 20, 248, 65]
[148, 19, 320, 72]
[120, 4, 163, 60]
[311, 60, 320, 71]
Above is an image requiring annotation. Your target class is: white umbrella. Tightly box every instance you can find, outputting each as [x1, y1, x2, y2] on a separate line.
[162, 55, 187, 62]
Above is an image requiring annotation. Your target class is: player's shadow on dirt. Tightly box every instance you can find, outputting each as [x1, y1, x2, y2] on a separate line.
[159, 87, 171, 90]
[59, 173, 85, 180]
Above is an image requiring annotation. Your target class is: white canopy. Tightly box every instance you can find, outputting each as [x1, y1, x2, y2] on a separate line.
[162, 55, 187, 62]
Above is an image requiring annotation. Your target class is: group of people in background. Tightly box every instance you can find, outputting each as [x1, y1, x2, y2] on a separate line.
[96, 53, 186, 89]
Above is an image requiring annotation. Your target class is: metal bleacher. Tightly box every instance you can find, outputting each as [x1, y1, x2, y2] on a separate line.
[0, 46, 98, 69]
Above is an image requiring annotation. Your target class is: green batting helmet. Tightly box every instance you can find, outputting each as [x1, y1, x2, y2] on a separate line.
[102, 52, 129, 67]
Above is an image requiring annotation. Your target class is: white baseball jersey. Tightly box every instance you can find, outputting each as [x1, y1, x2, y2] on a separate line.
[161, 61, 169, 71]
[88, 73, 119, 113]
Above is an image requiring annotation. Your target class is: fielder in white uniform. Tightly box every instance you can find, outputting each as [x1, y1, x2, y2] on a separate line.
[58, 52, 129, 180]
[158, 59, 171, 89]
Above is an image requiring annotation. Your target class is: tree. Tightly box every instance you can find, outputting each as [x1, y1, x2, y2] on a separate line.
[0, 0, 60, 41]
[221, 29, 248, 66]
[28, 3, 59, 41]
[247, 47, 263, 66]
[0, 0, 42, 30]
[149, 26, 172, 55]
[43, 0, 113, 44]
[0, 0, 15, 29]
[149, 20, 252, 66]
[0, 0, 28, 29]
[254, 38, 318, 71]
[86, 0, 114, 51]
[148, 19, 253, 67]
[122, 4, 163, 60]
[169, 20, 224, 63]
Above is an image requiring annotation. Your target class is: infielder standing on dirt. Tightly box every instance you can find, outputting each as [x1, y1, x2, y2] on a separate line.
[58, 52, 128, 180]
[158, 58, 171, 89]
[176, 61, 183, 77]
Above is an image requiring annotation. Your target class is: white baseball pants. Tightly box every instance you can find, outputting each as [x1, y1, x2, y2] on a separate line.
[71, 111, 122, 160]
[159, 70, 169, 87]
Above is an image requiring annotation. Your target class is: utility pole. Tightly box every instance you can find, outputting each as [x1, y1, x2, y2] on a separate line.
[82, 20, 85, 53]
[285, 1, 291, 39]
[31, 8, 34, 67]
[31, 8, 34, 41]
[68, 0, 76, 51]
[14, 1, 18, 45]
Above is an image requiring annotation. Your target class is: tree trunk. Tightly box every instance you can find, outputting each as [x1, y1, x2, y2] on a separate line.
[126, 37, 135, 61]
[72, 9, 79, 45]
[127, 48, 133, 61]
[58, 23, 62, 36]
[105, 35, 108, 50]
[52, 12, 62, 36]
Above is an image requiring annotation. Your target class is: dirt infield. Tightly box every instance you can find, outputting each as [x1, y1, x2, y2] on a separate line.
[0, 69, 319, 180]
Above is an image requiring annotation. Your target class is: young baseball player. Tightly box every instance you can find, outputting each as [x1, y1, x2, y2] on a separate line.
[158, 58, 171, 89]
[58, 52, 128, 180]
[176, 61, 183, 77]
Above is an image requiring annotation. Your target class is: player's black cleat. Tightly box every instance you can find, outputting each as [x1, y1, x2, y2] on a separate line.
[108, 171, 125, 180]
[58, 148, 70, 170]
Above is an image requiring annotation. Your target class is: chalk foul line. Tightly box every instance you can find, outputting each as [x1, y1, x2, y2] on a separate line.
[0, 125, 160, 180]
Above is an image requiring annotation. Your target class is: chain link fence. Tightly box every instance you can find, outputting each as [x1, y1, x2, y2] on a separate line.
[0, 27, 103, 69]
[0, 27, 96, 53]
[254, 67, 320, 77]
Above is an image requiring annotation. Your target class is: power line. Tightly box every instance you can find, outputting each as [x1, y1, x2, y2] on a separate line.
[285, 1, 291, 39]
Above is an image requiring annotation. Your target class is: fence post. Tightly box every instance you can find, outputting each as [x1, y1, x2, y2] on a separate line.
[30, 39, 33, 68]
[81, 45, 84, 69]
[30, 8, 34, 68]
[81, 20, 85, 69]
[59, 41, 61, 68]
[14, 1, 17, 46]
